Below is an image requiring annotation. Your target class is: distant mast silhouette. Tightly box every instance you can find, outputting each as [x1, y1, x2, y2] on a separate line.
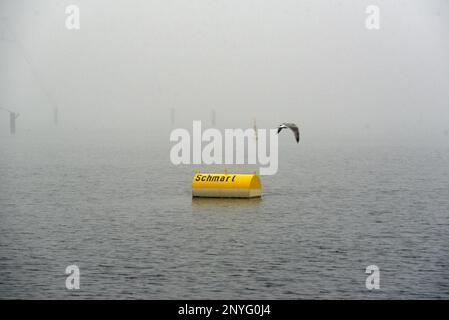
[9, 111, 19, 134]
[253, 118, 258, 141]
[1, 108, 19, 135]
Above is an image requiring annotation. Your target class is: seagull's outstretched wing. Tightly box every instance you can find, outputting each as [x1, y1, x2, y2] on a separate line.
[277, 124, 287, 134]
[277, 122, 300, 143]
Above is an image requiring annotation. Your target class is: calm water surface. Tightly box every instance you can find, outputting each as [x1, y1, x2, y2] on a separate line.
[1, 133, 448, 299]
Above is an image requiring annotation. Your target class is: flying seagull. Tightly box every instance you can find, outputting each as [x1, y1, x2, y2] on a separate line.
[277, 122, 300, 143]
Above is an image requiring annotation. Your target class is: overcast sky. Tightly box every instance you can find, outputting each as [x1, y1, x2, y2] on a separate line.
[0, 0, 448, 144]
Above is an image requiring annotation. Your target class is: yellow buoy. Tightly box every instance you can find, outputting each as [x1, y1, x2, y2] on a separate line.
[192, 172, 262, 198]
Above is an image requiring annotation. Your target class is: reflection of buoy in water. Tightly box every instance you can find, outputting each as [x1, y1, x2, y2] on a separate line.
[192, 172, 262, 198]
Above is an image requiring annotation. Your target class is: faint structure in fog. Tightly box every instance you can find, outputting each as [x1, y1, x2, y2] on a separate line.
[1, 107, 20, 135]
[2, 18, 59, 129]
[253, 118, 258, 141]
[10, 111, 19, 134]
